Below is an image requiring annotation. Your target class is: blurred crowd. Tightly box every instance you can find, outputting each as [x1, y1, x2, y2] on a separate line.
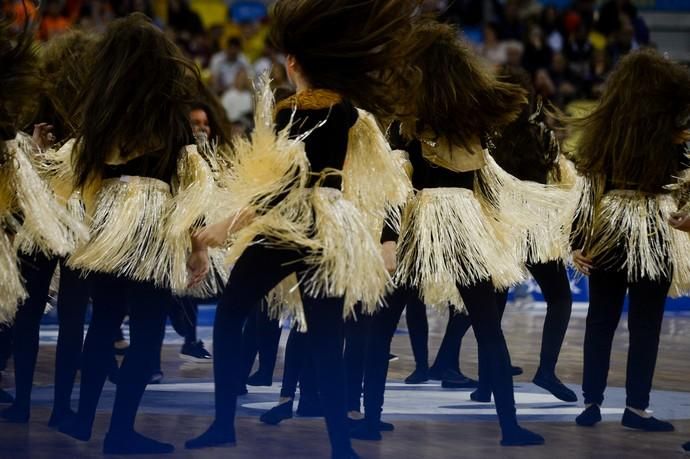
[1, 0, 653, 125]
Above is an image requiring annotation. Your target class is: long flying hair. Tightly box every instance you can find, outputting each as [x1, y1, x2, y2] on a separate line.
[572, 48, 690, 192]
[269, 0, 423, 118]
[399, 22, 527, 149]
[34, 29, 98, 142]
[72, 13, 202, 187]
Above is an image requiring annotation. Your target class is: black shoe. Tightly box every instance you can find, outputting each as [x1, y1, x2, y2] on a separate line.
[185, 423, 236, 449]
[180, 340, 212, 364]
[682, 441, 690, 453]
[104, 430, 175, 454]
[576, 405, 601, 427]
[48, 408, 75, 428]
[388, 354, 398, 362]
[149, 370, 163, 385]
[296, 396, 322, 417]
[246, 371, 272, 387]
[470, 388, 491, 403]
[0, 389, 14, 404]
[441, 370, 479, 389]
[350, 419, 382, 441]
[58, 411, 91, 441]
[511, 366, 523, 376]
[428, 366, 444, 381]
[533, 372, 577, 402]
[332, 447, 360, 459]
[260, 400, 293, 425]
[0, 404, 29, 423]
[379, 420, 395, 432]
[621, 409, 674, 432]
[501, 426, 545, 446]
[404, 368, 429, 384]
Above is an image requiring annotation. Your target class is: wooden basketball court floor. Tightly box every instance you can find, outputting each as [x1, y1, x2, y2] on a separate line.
[1, 305, 689, 458]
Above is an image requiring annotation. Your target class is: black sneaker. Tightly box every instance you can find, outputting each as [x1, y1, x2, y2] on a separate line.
[388, 354, 399, 362]
[0, 389, 13, 404]
[0, 404, 29, 423]
[180, 340, 212, 364]
[149, 370, 164, 385]
[104, 430, 174, 454]
[533, 372, 577, 402]
[682, 441, 690, 453]
[185, 423, 236, 449]
[501, 425, 544, 446]
[621, 409, 674, 432]
[350, 419, 382, 441]
[246, 371, 272, 387]
[260, 401, 293, 425]
[511, 366, 523, 376]
[441, 370, 479, 389]
[575, 404, 601, 427]
[470, 388, 491, 403]
[404, 368, 429, 384]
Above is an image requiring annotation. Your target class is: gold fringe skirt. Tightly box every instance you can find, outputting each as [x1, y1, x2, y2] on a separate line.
[67, 177, 189, 291]
[0, 232, 25, 323]
[227, 187, 391, 318]
[396, 188, 525, 311]
[586, 191, 690, 297]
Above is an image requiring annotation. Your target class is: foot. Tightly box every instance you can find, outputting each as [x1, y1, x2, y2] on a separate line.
[0, 389, 14, 404]
[621, 409, 674, 432]
[260, 400, 293, 425]
[501, 425, 545, 446]
[58, 411, 92, 441]
[185, 423, 236, 449]
[441, 370, 479, 389]
[296, 396, 322, 417]
[149, 370, 163, 385]
[108, 366, 120, 385]
[428, 365, 444, 381]
[179, 340, 212, 364]
[533, 372, 577, 402]
[246, 371, 272, 387]
[48, 408, 75, 428]
[511, 366, 523, 376]
[682, 441, 690, 453]
[350, 419, 382, 441]
[575, 404, 601, 427]
[404, 368, 429, 384]
[379, 420, 395, 432]
[388, 354, 398, 362]
[0, 404, 29, 423]
[103, 430, 174, 454]
[470, 388, 491, 403]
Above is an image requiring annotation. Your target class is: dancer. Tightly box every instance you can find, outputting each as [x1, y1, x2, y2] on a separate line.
[356, 22, 561, 446]
[571, 49, 690, 432]
[56, 14, 213, 454]
[1, 29, 97, 426]
[185, 2, 417, 457]
[470, 66, 577, 403]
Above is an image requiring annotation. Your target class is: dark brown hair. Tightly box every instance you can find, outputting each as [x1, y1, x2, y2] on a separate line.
[399, 22, 527, 149]
[34, 29, 98, 142]
[72, 13, 202, 187]
[572, 48, 690, 192]
[269, 0, 423, 118]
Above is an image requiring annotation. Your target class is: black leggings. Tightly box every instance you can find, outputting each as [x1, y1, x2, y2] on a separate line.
[279, 326, 317, 400]
[241, 301, 282, 382]
[212, 243, 351, 454]
[11, 252, 90, 416]
[345, 305, 371, 413]
[477, 260, 573, 391]
[405, 298, 428, 370]
[75, 273, 169, 435]
[363, 282, 519, 432]
[583, 269, 669, 409]
[169, 296, 199, 344]
[431, 305, 472, 373]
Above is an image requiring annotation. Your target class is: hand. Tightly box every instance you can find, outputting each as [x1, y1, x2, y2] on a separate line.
[381, 241, 397, 274]
[194, 210, 255, 248]
[669, 212, 690, 232]
[186, 247, 209, 288]
[572, 249, 593, 276]
[674, 129, 690, 144]
[32, 123, 55, 150]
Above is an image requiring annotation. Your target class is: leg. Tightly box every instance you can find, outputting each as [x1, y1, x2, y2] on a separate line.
[344, 304, 370, 414]
[472, 288, 508, 401]
[460, 280, 543, 446]
[186, 244, 306, 449]
[51, 262, 91, 425]
[404, 295, 429, 383]
[302, 294, 352, 456]
[431, 305, 472, 378]
[240, 306, 259, 386]
[2, 252, 58, 422]
[255, 302, 282, 382]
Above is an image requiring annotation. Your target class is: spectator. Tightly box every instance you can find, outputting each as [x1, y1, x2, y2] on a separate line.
[540, 5, 563, 53]
[479, 22, 507, 67]
[606, 15, 637, 66]
[167, 0, 203, 36]
[522, 25, 552, 74]
[495, 0, 525, 41]
[221, 67, 253, 124]
[563, 23, 593, 81]
[210, 36, 250, 94]
[504, 40, 525, 71]
[40, 0, 72, 40]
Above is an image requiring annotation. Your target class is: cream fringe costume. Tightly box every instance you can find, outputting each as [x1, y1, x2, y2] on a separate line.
[575, 172, 690, 297]
[395, 143, 573, 312]
[217, 77, 412, 322]
[65, 144, 216, 293]
[0, 134, 89, 323]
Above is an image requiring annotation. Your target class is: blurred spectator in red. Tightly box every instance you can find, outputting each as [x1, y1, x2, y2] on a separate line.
[210, 36, 250, 94]
[40, 0, 72, 40]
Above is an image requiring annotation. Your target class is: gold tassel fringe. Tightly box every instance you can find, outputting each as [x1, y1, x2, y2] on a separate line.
[265, 274, 306, 331]
[0, 232, 25, 323]
[396, 188, 525, 311]
[183, 248, 230, 299]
